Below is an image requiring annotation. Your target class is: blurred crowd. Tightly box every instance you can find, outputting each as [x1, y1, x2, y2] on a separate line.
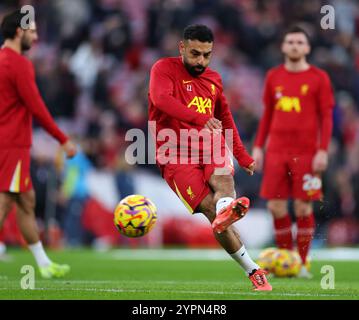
[0, 0, 359, 246]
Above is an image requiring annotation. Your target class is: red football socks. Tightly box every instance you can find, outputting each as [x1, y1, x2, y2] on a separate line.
[273, 215, 293, 250]
[296, 213, 315, 264]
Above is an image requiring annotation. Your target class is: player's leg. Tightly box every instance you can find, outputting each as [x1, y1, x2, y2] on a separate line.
[290, 153, 320, 278]
[261, 151, 293, 249]
[0, 192, 16, 261]
[0, 150, 27, 257]
[0, 192, 16, 229]
[197, 192, 242, 252]
[162, 164, 234, 244]
[15, 189, 70, 278]
[163, 164, 271, 290]
[208, 145, 251, 233]
[294, 199, 315, 277]
[267, 199, 293, 250]
[14, 190, 39, 244]
[199, 173, 271, 291]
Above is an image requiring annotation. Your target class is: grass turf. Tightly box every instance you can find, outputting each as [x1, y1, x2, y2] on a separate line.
[0, 248, 358, 300]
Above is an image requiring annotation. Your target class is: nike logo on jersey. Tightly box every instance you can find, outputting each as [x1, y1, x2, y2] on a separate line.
[182, 80, 192, 84]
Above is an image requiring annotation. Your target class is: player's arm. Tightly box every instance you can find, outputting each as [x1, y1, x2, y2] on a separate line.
[318, 72, 335, 151]
[252, 72, 274, 171]
[313, 72, 335, 173]
[15, 61, 76, 157]
[149, 61, 211, 126]
[215, 90, 254, 174]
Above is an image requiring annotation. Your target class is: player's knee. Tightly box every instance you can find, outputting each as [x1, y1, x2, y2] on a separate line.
[0, 197, 14, 223]
[267, 200, 287, 218]
[0, 203, 12, 217]
[19, 191, 36, 212]
[210, 174, 235, 200]
[196, 192, 216, 222]
[198, 199, 216, 223]
[294, 201, 312, 217]
[20, 201, 35, 214]
[200, 205, 216, 223]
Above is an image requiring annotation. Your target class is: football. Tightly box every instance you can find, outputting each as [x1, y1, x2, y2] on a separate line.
[257, 247, 277, 273]
[272, 249, 302, 277]
[257, 248, 304, 277]
[114, 194, 157, 238]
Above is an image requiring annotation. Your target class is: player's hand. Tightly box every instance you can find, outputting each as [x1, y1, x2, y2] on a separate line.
[243, 161, 255, 176]
[204, 118, 222, 133]
[62, 140, 77, 159]
[251, 147, 264, 172]
[312, 149, 328, 173]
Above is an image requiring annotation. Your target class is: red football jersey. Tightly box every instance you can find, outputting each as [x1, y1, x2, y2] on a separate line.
[149, 56, 253, 168]
[254, 64, 335, 153]
[0, 47, 68, 148]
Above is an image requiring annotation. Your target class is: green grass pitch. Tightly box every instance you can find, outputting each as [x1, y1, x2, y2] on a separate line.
[0, 248, 358, 300]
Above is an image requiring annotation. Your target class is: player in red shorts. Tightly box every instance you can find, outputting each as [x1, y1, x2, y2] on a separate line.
[252, 26, 335, 278]
[149, 24, 271, 291]
[0, 10, 77, 277]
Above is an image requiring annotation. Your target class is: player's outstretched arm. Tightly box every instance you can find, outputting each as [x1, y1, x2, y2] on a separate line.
[253, 73, 274, 150]
[215, 91, 254, 172]
[312, 72, 335, 174]
[317, 72, 335, 152]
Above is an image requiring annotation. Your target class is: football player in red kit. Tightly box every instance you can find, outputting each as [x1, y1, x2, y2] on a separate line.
[0, 10, 77, 277]
[149, 24, 272, 291]
[252, 26, 335, 278]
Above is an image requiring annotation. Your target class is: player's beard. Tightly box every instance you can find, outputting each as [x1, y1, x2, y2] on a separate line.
[287, 56, 302, 63]
[183, 59, 206, 77]
[286, 50, 304, 63]
[20, 37, 32, 52]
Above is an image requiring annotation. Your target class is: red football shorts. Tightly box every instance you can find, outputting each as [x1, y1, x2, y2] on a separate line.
[0, 148, 32, 193]
[162, 142, 234, 214]
[260, 151, 322, 201]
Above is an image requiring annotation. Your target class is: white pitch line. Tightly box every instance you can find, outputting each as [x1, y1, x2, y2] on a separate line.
[106, 248, 359, 261]
[0, 286, 357, 298]
[0, 280, 181, 285]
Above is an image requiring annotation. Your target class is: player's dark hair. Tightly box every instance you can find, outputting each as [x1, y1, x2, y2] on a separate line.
[0, 10, 27, 40]
[183, 24, 214, 43]
[282, 25, 311, 44]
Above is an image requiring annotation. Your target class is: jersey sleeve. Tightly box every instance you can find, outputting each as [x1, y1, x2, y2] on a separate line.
[15, 60, 68, 144]
[254, 71, 274, 148]
[215, 88, 254, 168]
[317, 71, 335, 150]
[149, 60, 211, 126]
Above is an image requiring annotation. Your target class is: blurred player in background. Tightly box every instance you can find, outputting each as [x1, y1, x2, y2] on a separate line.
[149, 24, 271, 291]
[0, 10, 77, 277]
[252, 26, 335, 278]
